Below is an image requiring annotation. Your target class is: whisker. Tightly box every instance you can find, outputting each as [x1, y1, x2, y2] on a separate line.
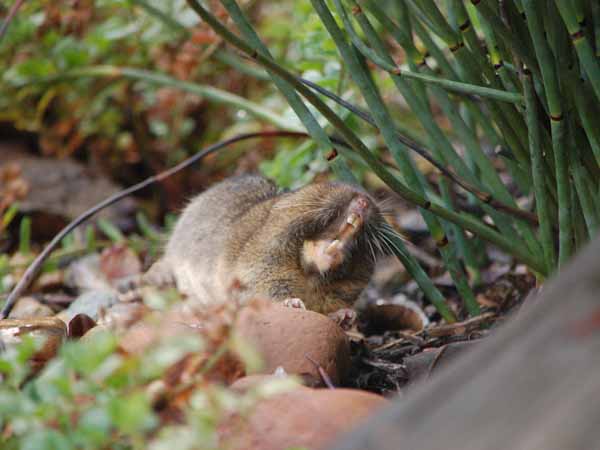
[371, 230, 386, 256]
[375, 196, 398, 211]
[376, 231, 398, 256]
[366, 235, 377, 263]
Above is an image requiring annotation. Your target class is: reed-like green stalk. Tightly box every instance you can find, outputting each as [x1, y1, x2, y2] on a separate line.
[522, 0, 572, 266]
[470, 0, 539, 76]
[215, 0, 458, 315]
[360, 0, 542, 260]
[327, 0, 480, 315]
[573, 80, 600, 166]
[379, 230, 457, 323]
[593, 1, 600, 56]
[185, 0, 548, 276]
[129, 2, 540, 313]
[523, 69, 555, 275]
[18, 217, 31, 255]
[24, 65, 297, 130]
[178, 0, 600, 314]
[572, 186, 589, 250]
[572, 159, 599, 236]
[555, 1, 600, 101]
[410, 1, 532, 176]
[218, 0, 334, 158]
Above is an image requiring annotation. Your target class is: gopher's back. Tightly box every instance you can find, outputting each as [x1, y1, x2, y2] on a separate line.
[153, 175, 278, 303]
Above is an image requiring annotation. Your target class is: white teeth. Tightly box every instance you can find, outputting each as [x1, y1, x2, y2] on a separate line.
[347, 213, 360, 228]
[325, 239, 341, 254]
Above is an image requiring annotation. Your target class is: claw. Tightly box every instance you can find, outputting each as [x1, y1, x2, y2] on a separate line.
[328, 308, 357, 330]
[282, 298, 306, 309]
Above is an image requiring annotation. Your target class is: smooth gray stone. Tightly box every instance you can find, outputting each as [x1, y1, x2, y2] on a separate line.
[58, 290, 118, 322]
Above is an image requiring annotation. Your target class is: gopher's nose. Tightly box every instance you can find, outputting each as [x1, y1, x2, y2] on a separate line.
[348, 195, 370, 218]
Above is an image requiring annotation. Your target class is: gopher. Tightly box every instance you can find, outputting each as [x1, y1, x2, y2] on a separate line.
[144, 175, 390, 314]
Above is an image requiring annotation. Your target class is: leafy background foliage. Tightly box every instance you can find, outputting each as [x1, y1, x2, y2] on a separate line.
[0, 0, 377, 190]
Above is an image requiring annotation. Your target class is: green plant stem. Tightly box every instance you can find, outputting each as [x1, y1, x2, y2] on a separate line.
[381, 231, 457, 323]
[217, 0, 355, 182]
[328, 8, 523, 104]
[523, 69, 556, 275]
[184, 0, 547, 275]
[18, 217, 31, 255]
[299, 76, 538, 226]
[572, 159, 599, 236]
[360, 1, 541, 259]
[409, 1, 532, 173]
[470, 0, 539, 76]
[573, 80, 600, 166]
[440, 179, 482, 289]
[554, 1, 600, 101]
[571, 185, 589, 249]
[523, 0, 572, 266]
[29, 65, 298, 130]
[407, 8, 514, 180]
[328, 0, 479, 315]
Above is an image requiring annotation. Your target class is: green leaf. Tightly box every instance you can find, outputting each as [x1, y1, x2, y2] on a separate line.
[108, 392, 157, 434]
[97, 219, 125, 243]
[60, 331, 118, 376]
[18, 217, 31, 254]
[21, 430, 72, 450]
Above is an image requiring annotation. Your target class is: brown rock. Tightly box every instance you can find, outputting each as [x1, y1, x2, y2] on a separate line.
[235, 301, 351, 386]
[115, 300, 351, 387]
[229, 373, 294, 392]
[67, 313, 97, 338]
[97, 302, 150, 331]
[117, 302, 245, 385]
[0, 145, 136, 239]
[118, 315, 192, 355]
[99, 244, 142, 282]
[32, 271, 64, 293]
[362, 294, 429, 335]
[220, 381, 388, 450]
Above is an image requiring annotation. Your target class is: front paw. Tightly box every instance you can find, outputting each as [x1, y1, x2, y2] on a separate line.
[328, 308, 357, 330]
[282, 297, 307, 309]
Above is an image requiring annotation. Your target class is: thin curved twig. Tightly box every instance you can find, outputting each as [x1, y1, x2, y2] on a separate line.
[0, 0, 25, 41]
[111, 0, 537, 226]
[0, 130, 318, 319]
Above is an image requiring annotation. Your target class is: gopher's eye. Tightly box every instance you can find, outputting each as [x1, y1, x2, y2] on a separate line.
[318, 205, 344, 226]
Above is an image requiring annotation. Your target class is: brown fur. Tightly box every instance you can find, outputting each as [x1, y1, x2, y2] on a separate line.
[145, 175, 387, 313]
